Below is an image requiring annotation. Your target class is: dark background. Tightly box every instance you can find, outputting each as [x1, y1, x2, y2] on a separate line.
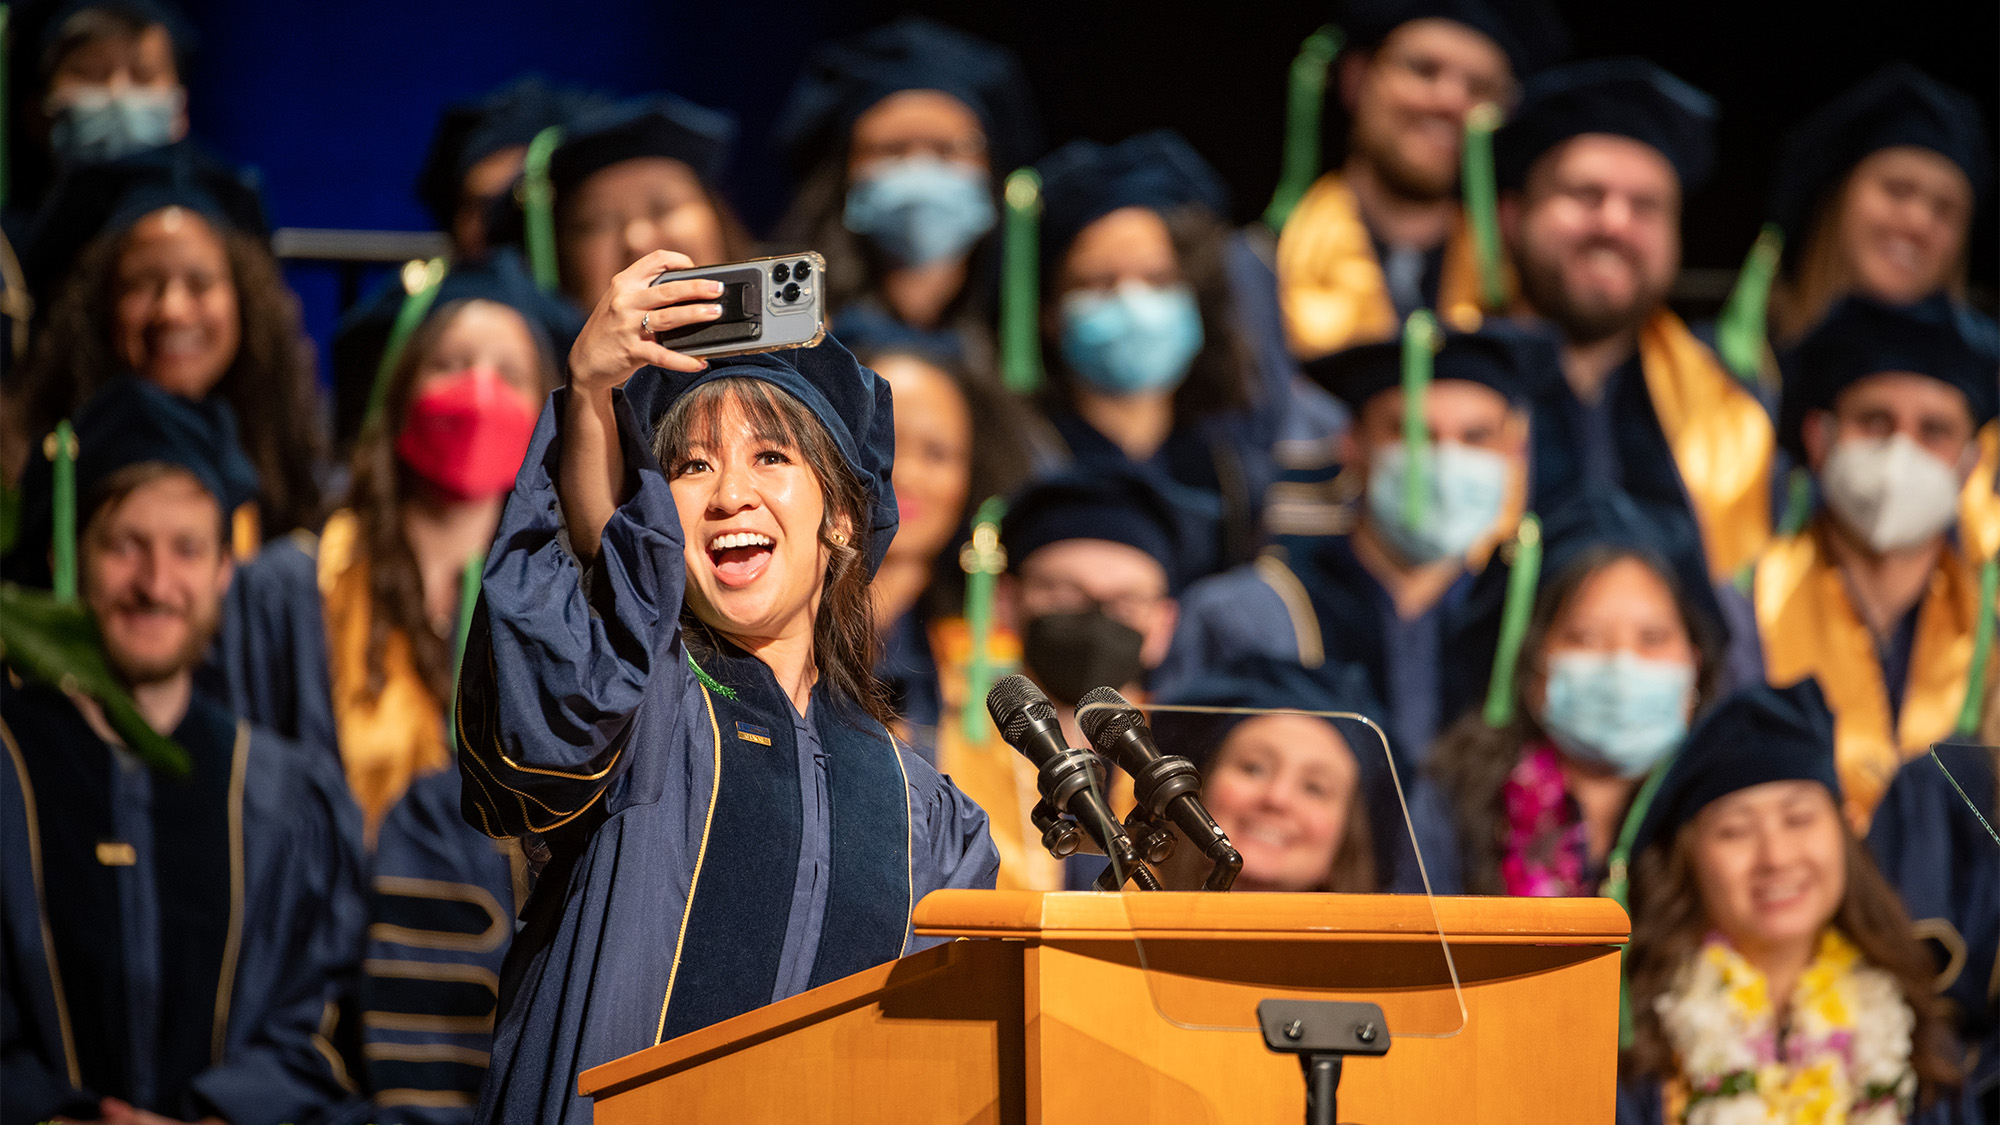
[13, 0, 1997, 365]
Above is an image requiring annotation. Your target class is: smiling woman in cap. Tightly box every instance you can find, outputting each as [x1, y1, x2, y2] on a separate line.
[452, 250, 998, 1124]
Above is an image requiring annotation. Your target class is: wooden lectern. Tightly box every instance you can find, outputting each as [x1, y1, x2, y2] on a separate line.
[579, 891, 1629, 1123]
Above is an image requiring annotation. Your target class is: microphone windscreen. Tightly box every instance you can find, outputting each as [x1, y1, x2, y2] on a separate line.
[1076, 685, 1142, 743]
[986, 674, 1053, 743]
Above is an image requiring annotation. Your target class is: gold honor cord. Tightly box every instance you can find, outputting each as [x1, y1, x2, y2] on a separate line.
[523, 126, 564, 291]
[1459, 102, 1505, 312]
[1399, 311, 1441, 531]
[365, 257, 450, 428]
[1715, 225, 1783, 385]
[959, 496, 1008, 744]
[999, 169, 1044, 394]
[445, 556, 482, 755]
[1481, 513, 1542, 729]
[1262, 25, 1344, 233]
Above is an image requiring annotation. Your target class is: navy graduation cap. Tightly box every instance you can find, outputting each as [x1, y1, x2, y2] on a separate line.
[1300, 321, 1562, 410]
[1627, 678, 1842, 859]
[770, 15, 1041, 179]
[1033, 130, 1230, 270]
[37, 0, 198, 71]
[1535, 484, 1725, 652]
[1776, 293, 2000, 462]
[1337, 0, 1569, 79]
[1493, 58, 1717, 191]
[1769, 63, 1993, 248]
[999, 466, 1212, 595]
[19, 143, 266, 299]
[414, 76, 610, 233]
[546, 93, 737, 195]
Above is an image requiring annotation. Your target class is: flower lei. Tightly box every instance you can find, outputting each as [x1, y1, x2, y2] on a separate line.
[1654, 929, 1917, 1124]
[1499, 741, 1592, 897]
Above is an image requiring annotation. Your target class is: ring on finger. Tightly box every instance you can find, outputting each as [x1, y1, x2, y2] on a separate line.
[640, 311, 651, 334]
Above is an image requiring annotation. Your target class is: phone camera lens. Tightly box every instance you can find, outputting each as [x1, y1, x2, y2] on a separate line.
[771, 263, 791, 284]
[792, 259, 812, 280]
[782, 282, 801, 303]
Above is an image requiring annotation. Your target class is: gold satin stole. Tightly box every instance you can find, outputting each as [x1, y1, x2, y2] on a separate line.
[1275, 173, 1489, 360]
[1754, 520, 1986, 830]
[319, 510, 450, 845]
[1637, 311, 1774, 580]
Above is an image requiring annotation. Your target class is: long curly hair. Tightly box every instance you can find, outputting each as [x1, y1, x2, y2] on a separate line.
[1424, 545, 1726, 894]
[653, 377, 895, 728]
[343, 299, 559, 704]
[14, 215, 327, 536]
[1622, 820, 1963, 1102]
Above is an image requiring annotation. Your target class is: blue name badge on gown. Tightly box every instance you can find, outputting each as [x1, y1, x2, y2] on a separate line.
[735, 721, 773, 746]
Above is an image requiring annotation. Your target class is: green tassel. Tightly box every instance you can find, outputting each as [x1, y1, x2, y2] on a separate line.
[1777, 466, 1814, 537]
[959, 496, 1009, 744]
[523, 126, 564, 291]
[1481, 513, 1542, 729]
[1715, 224, 1783, 385]
[1400, 310, 1440, 530]
[1602, 749, 1678, 1049]
[49, 421, 76, 604]
[1461, 102, 1506, 312]
[688, 653, 737, 701]
[1954, 556, 1998, 736]
[364, 257, 449, 428]
[999, 170, 1045, 395]
[446, 556, 483, 755]
[1263, 24, 1344, 233]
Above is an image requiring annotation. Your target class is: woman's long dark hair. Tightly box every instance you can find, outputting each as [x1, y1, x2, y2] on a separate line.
[654, 377, 895, 727]
[345, 298, 560, 704]
[1424, 545, 1727, 895]
[14, 217, 327, 536]
[1038, 204, 1253, 422]
[1623, 821, 1962, 1102]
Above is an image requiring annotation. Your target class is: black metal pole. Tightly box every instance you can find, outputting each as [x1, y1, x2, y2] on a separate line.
[1302, 1054, 1341, 1125]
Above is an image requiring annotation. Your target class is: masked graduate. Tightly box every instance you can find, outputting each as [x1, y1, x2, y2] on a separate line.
[1026, 129, 1283, 577]
[486, 92, 755, 313]
[1617, 680, 1974, 1125]
[1273, 0, 1566, 360]
[1868, 740, 1999, 1120]
[453, 249, 999, 1123]
[1159, 322, 1551, 770]
[770, 16, 1039, 368]
[1495, 59, 1774, 584]
[1, 378, 366, 1125]
[1418, 486, 1727, 898]
[1740, 295, 1998, 830]
[1767, 64, 1994, 351]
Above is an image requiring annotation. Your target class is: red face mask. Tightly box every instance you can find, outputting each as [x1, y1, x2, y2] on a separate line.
[395, 368, 539, 500]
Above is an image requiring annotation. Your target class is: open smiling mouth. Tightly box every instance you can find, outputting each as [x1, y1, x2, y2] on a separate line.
[708, 531, 775, 588]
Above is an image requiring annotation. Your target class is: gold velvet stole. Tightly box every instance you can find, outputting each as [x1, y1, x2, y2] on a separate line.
[1754, 519, 1985, 829]
[1274, 173, 1488, 360]
[1637, 311, 1774, 580]
[230, 503, 260, 562]
[319, 510, 449, 844]
[1958, 421, 2000, 561]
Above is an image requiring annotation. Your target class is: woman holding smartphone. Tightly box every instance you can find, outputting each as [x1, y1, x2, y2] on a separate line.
[454, 249, 1000, 1124]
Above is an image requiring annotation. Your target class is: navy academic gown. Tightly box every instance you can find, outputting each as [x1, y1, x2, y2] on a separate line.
[455, 380, 1000, 1125]
[0, 681, 367, 1125]
[200, 534, 339, 766]
[363, 767, 525, 1124]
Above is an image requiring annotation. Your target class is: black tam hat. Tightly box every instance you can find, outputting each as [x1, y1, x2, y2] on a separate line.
[1337, 0, 1569, 78]
[1033, 130, 1230, 273]
[1000, 467, 1209, 594]
[1494, 58, 1717, 191]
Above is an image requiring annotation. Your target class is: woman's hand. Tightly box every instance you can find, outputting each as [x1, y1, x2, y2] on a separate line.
[568, 250, 725, 398]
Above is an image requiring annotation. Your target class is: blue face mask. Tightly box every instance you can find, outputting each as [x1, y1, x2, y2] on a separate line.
[1058, 283, 1204, 396]
[48, 86, 182, 164]
[1363, 441, 1511, 565]
[1539, 651, 1695, 778]
[842, 156, 996, 267]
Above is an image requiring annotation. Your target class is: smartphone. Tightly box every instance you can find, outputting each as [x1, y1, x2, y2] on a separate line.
[647, 252, 828, 359]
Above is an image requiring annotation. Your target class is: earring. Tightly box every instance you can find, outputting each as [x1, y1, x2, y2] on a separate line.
[830, 531, 849, 546]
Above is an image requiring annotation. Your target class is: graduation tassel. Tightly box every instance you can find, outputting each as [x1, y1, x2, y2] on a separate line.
[1262, 24, 1343, 233]
[446, 555, 483, 754]
[1480, 513, 1541, 728]
[959, 497, 1008, 744]
[1777, 466, 1814, 537]
[1460, 102, 1507, 312]
[49, 420, 77, 604]
[1602, 748, 1679, 1049]
[1715, 224, 1783, 385]
[999, 169, 1044, 394]
[364, 257, 449, 428]
[523, 125, 564, 291]
[1400, 310, 1440, 531]
[1952, 554, 1998, 737]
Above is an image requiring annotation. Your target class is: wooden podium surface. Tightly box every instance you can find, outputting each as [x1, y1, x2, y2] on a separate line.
[580, 891, 1629, 1123]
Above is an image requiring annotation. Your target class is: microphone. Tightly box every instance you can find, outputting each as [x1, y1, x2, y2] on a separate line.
[985, 674, 1159, 890]
[1077, 686, 1243, 892]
